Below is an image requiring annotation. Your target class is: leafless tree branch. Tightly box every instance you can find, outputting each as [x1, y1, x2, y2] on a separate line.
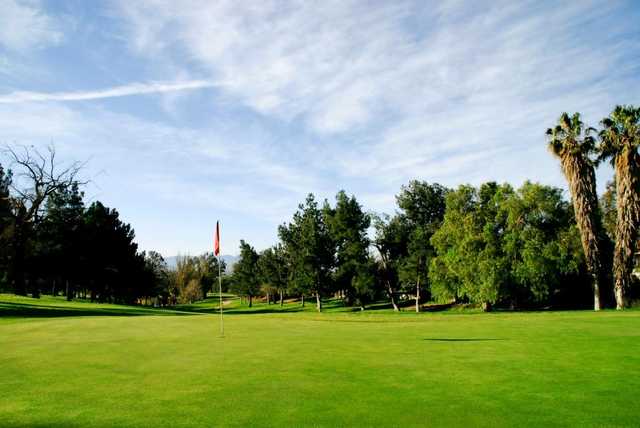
[1, 144, 87, 223]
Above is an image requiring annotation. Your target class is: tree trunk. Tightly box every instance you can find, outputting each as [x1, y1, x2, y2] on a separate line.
[267, 292, 270, 305]
[279, 289, 284, 306]
[301, 295, 305, 307]
[482, 301, 492, 312]
[66, 280, 71, 301]
[561, 155, 606, 310]
[591, 273, 601, 311]
[380, 254, 400, 311]
[249, 295, 253, 308]
[31, 284, 40, 299]
[316, 293, 322, 312]
[415, 277, 421, 313]
[612, 150, 640, 310]
[11, 220, 27, 296]
[386, 281, 399, 311]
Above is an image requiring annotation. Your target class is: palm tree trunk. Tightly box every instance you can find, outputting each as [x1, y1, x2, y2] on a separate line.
[613, 151, 640, 309]
[562, 156, 605, 310]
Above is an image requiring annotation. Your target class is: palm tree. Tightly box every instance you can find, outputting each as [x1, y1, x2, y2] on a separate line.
[547, 112, 605, 310]
[598, 105, 640, 310]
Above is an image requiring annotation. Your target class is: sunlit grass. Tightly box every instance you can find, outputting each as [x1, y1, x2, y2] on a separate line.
[1, 294, 639, 427]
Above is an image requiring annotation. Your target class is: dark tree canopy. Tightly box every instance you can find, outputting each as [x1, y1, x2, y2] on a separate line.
[232, 240, 261, 307]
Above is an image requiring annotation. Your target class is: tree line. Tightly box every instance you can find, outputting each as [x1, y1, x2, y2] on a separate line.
[1, 105, 638, 311]
[228, 105, 640, 312]
[0, 145, 209, 305]
[0, 145, 230, 305]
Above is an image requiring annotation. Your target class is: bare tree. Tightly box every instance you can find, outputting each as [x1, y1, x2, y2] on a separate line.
[1, 144, 85, 296]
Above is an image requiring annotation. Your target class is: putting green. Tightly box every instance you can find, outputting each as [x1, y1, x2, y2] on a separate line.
[1, 294, 639, 427]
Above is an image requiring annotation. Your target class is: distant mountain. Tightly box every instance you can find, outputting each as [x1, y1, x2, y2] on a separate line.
[164, 255, 239, 272]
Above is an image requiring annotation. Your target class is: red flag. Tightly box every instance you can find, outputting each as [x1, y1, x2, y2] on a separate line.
[214, 221, 220, 256]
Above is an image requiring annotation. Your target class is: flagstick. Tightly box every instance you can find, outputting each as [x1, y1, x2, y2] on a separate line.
[218, 252, 224, 338]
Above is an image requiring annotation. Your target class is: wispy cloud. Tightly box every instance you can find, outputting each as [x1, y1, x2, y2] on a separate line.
[0, 80, 218, 103]
[0, 0, 63, 51]
[116, 1, 640, 144]
[2, 0, 639, 254]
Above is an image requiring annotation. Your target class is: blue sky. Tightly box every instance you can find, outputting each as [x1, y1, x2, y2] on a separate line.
[0, 0, 639, 257]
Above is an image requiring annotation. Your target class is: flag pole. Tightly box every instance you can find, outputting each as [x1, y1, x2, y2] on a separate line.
[217, 221, 224, 338]
[218, 253, 224, 337]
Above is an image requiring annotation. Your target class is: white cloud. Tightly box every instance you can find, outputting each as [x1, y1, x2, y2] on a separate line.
[3, 0, 637, 253]
[0, 100, 323, 253]
[0, 80, 218, 103]
[0, 0, 63, 50]
[115, 0, 638, 151]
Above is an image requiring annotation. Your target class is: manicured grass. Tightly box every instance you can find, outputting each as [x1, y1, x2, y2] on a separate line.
[1, 294, 639, 427]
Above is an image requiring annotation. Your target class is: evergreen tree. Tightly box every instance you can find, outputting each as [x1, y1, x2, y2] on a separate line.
[325, 191, 374, 309]
[0, 164, 12, 290]
[233, 240, 261, 307]
[83, 201, 140, 303]
[142, 251, 170, 304]
[258, 245, 289, 306]
[36, 183, 85, 297]
[279, 194, 334, 312]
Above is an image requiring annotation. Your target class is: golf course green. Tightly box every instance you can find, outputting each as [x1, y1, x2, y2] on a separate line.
[1, 294, 639, 427]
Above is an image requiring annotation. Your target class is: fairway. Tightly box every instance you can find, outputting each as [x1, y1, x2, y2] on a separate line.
[1, 295, 640, 427]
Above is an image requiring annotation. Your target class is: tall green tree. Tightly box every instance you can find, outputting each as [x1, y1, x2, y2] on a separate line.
[396, 181, 448, 312]
[36, 182, 85, 297]
[142, 251, 170, 304]
[83, 201, 141, 303]
[234, 240, 261, 307]
[258, 245, 289, 306]
[279, 194, 334, 312]
[430, 182, 583, 311]
[599, 105, 640, 309]
[0, 164, 12, 290]
[430, 183, 511, 311]
[547, 112, 606, 310]
[501, 182, 584, 306]
[325, 191, 374, 309]
[372, 214, 411, 311]
[1, 145, 82, 297]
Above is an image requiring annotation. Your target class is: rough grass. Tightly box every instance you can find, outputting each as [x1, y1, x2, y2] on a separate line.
[1, 294, 639, 427]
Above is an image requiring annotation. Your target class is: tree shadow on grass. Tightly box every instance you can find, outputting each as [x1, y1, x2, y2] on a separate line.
[424, 338, 506, 342]
[0, 302, 200, 318]
[224, 307, 305, 315]
[180, 305, 305, 315]
[3, 423, 83, 428]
